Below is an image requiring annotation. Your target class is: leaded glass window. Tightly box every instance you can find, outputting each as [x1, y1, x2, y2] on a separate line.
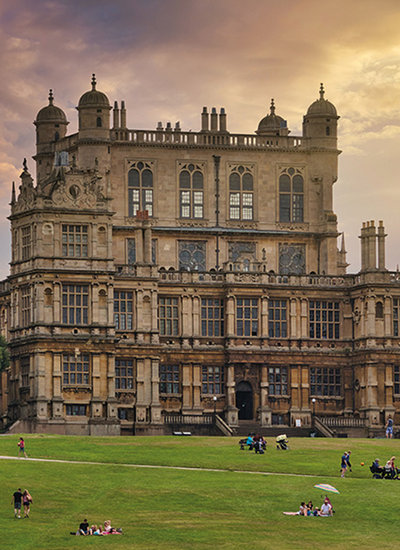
[159, 297, 179, 336]
[201, 298, 224, 336]
[279, 167, 304, 222]
[236, 298, 258, 336]
[62, 284, 89, 325]
[115, 358, 134, 390]
[309, 301, 340, 339]
[63, 353, 90, 386]
[114, 291, 133, 330]
[62, 225, 88, 257]
[279, 244, 306, 275]
[229, 165, 254, 220]
[394, 366, 400, 395]
[268, 300, 287, 338]
[202, 366, 224, 394]
[310, 367, 341, 396]
[178, 241, 206, 271]
[128, 161, 153, 217]
[179, 164, 204, 218]
[160, 365, 180, 394]
[394, 298, 400, 336]
[127, 239, 136, 264]
[268, 367, 288, 395]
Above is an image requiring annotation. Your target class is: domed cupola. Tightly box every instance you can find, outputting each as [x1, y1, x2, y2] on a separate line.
[303, 84, 339, 144]
[36, 89, 68, 125]
[77, 74, 111, 137]
[306, 83, 337, 117]
[256, 99, 290, 137]
[34, 90, 69, 183]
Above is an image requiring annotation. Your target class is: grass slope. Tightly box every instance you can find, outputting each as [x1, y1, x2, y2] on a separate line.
[1, 435, 399, 549]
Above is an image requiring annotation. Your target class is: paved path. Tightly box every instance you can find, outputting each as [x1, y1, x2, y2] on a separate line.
[0, 454, 317, 478]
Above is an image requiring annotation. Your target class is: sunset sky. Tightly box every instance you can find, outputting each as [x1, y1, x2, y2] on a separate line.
[1, 0, 400, 279]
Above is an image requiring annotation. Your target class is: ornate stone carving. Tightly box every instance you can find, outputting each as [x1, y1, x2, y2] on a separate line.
[279, 244, 306, 275]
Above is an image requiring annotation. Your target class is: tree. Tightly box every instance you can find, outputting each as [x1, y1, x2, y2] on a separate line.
[0, 335, 10, 371]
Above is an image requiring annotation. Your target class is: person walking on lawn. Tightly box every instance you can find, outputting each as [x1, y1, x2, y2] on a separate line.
[12, 488, 23, 518]
[17, 437, 28, 458]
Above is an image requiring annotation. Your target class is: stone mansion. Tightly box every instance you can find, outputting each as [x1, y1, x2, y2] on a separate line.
[1, 75, 399, 436]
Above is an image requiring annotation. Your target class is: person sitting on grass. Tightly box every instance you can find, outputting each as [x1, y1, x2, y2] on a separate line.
[103, 520, 122, 535]
[319, 498, 333, 517]
[78, 519, 90, 535]
[90, 524, 103, 535]
[306, 501, 314, 516]
[385, 456, 398, 479]
[245, 433, 254, 450]
[298, 502, 308, 516]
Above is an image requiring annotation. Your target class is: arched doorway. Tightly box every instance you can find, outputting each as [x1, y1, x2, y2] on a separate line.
[236, 381, 253, 420]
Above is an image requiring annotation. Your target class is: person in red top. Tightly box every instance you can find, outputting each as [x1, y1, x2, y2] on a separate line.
[17, 437, 28, 458]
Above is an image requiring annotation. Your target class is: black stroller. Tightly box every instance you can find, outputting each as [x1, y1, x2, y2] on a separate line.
[276, 434, 289, 450]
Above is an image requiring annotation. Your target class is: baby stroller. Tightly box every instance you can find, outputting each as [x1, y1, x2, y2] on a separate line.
[276, 434, 289, 450]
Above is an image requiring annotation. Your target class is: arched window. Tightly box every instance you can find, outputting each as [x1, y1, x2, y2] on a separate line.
[128, 162, 153, 217]
[279, 168, 304, 222]
[376, 302, 384, 319]
[54, 131, 60, 142]
[96, 117, 102, 127]
[229, 166, 253, 220]
[179, 164, 204, 218]
[326, 126, 330, 136]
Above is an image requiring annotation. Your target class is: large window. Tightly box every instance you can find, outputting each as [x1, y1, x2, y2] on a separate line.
[229, 166, 253, 220]
[268, 367, 288, 395]
[128, 162, 153, 217]
[160, 365, 180, 394]
[114, 291, 133, 330]
[62, 225, 88, 257]
[201, 298, 224, 337]
[394, 366, 400, 395]
[66, 404, 87, 416]
[279, 168, 304, 222]
[236, 298, 258, 336]
[309, 301, 339, 339]
[21, 286, 31, 326]
[179, 164, 204, 218]
[268, 300, 287, 338]
[115, 358, 134, 390]
[310, 367, 341, 396]
[21, 226, 31, 261]
[63, 353, 90, 386]
[159, 297, 179, 336]
[178, 241, 206, 271]
[202, 366, 224, 394]
[394, 298, 400, 336]
[20, 357, 30, 389]
[62, 285, 89, 325]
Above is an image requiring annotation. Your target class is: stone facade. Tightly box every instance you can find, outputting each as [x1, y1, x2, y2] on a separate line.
[1, 77, 400, 435]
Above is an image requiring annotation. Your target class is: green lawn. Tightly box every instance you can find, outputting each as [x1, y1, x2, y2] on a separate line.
[2, 434, 400, 549]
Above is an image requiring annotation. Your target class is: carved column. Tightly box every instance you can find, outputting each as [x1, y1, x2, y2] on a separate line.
[290, 297, 297, 339]
[260, 294, 269, 338]
[260, 364, 271, 426]
[192, 363, 202, 411]
[300, 298, 308, 338]
[106, 353, 118, 419]
[226, 364, 238, 426]
[135, 358, 147, 423]
[150, 358, 162, 424]
[151, 290, 159, 344]
[182, 363, 193, 413]
[226, 295, 235, 338]
[34, 352, 48, 420]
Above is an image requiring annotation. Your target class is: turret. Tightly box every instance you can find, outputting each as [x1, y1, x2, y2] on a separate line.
[77, 74, 111, 139]
[256, 99, 289, 137]
[34, 90, 68, 183]
[303, 84, 339, 147]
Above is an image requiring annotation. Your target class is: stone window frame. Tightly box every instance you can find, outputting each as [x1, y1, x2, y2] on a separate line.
[310, 367, 342, 397]
[114, 290, 134, 331]
[127, 160, 155, 218]
[61, 224, 88, 258]
[236, 297, 259, 337]
[61, 284, 89, 325]
[178, 240, 206, 271]
[268, 299, 288, 338]
[115, 358, 134, 390]
[20, 356, 30, 389]
[393, 298, 400, 337]
[178, 162, 205, 220]
[394, 365, 400, 395]
[21, 225, 31, 261]
[268, 366, 288, 395]
[201, 365, 225, 395]
[276, 165, 306, 224]
[66, 404, 87, 416]
[227, 163, 255, 221]
[21, 285, 31, 327]
[201, 298, 224, 337]
[62, 353, 90, 387]
[309, 300, 340, 340]
[158, 296, 180, 336]
[159, 364, 181, 394]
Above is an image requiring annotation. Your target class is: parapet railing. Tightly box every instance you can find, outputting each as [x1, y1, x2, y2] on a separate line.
[111, 128, 308, 150]
[163, 413, 213, 425]
[318, 416, 366, 428]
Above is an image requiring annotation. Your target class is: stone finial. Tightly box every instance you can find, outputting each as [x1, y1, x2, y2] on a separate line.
[49, 89, 54, 105]
[319, 83, 325, 100]
[270, 98, 275, 115]
[91, 73, 97, 90]
[11, 181, 16, 204]
[23, 158, 28, 172]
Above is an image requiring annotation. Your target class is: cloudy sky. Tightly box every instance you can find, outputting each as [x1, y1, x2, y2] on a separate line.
[1, 0, 400, 279]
